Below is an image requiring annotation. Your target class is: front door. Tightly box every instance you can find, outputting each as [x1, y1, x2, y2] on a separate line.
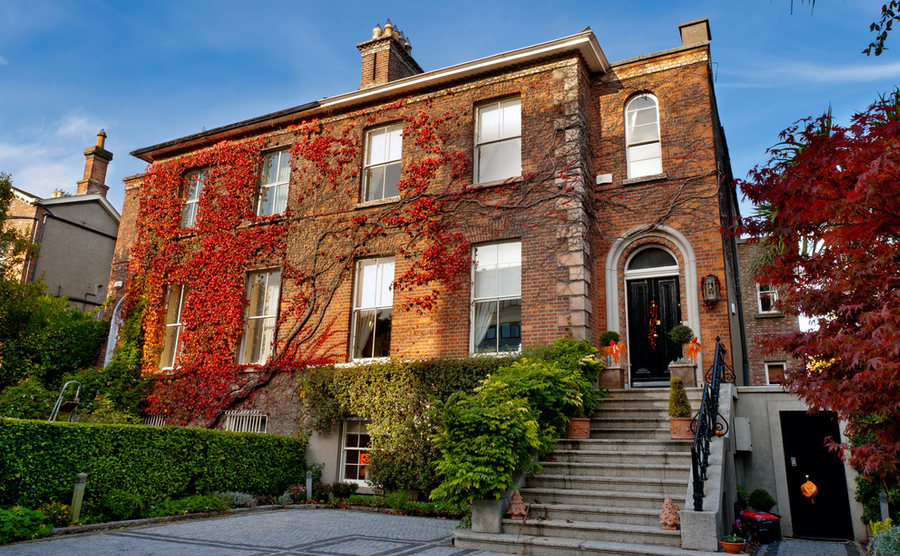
[780, 411, 854, 540]
[627, 276, 682, 384]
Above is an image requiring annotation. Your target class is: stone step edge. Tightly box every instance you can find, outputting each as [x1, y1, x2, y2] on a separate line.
[501, 517, 680, 536]
[538, 462, 691, 470]
[530, 473, 687, 484]
[544, 450, 691, 458]
[527, 503, 664, 516]
[454, 530, 720, 556]
[520, 487, 686, 501]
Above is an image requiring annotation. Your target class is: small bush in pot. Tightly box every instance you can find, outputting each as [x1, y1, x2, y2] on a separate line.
[748, 488, 776, 512]
[668, 377, 693, 439]
[597, 331, 620, 347]
[668, 324, 694, 345]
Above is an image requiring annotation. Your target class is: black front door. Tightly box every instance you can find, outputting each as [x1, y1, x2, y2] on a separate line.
[627, 276, 682, 384]
[780, 411, 854, 540]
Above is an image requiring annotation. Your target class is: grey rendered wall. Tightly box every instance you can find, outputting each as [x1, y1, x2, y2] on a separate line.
[733, 387, 866, 540]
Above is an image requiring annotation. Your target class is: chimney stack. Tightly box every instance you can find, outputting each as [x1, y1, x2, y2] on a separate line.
[678, 18, 711, 47]
[357, 20, 423, 90]
[76, 130, 113, 197]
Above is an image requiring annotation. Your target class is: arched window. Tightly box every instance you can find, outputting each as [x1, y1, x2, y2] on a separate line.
[625, 94, 662, 178]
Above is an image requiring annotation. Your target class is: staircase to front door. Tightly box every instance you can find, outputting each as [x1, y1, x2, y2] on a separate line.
[454, 387, 721, 556]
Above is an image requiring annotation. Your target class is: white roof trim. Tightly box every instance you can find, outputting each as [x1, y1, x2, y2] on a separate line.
[319, 30, 608, 111]
[11, 187, 39, 205]
[37, 193, 122, 224]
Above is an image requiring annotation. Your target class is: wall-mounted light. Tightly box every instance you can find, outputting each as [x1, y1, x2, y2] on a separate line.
[702, 274, 720, 308]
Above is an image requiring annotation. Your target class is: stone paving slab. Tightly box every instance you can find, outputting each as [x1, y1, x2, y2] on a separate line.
[755, 538, 866, 556]
[0, 508, 509, 556]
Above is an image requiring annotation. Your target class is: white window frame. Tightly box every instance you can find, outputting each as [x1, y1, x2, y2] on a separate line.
[181, 169, 207, 228]
[363, 124, 403, 202]
[351, 257, 394, 360]
[239, 269, 281, 365]
[765, 362, 786, 385]
[257, 149, 290, 216]
[340, 419, 371, 486]
[224, 410, 268, 433]
[475, 98, 522, 184]
[160, 285, 186, 369]
[471, 241, 522, 353]
[757, 283, 779, 314]
[625, 94, 662, 179]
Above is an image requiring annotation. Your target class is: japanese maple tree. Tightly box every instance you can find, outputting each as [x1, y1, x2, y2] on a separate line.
[737, 92, 900, 484]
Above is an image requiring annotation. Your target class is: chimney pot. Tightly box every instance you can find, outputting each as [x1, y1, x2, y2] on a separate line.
[372, 24, 382, 39]
[678, 18, 711, 47]
[96, 129, 107, 149]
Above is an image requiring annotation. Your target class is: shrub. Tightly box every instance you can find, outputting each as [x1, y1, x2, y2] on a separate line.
[100, 488, 145, 521]
[284, 484, 307, 502]
[37, 501, 71, 529]
[146, 494, 229, 518]
[212, 491, 256, 508]
[870, 519, 900, 556]
[597, 331, 620, 347]
[253, 494, 275, 506]
[0, 506, 52, 544]
[0, 418, 308, 509]
[330, 482, 359, 499]
[668, 324, 694, 345]
[748, 488, 777, 512]
[276, 493, 293, 506]
[0, 378, 57, 420]
[432, 352, 596, 504]
[668, 377, 692, 418]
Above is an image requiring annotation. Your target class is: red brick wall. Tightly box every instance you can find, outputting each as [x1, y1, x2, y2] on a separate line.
[736, 240, 802, 385]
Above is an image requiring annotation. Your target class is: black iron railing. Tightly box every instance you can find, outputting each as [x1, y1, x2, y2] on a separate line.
[690, 336, 735, 511]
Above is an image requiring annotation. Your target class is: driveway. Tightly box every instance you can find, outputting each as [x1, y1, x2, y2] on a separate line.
[0, 508, 500, 556]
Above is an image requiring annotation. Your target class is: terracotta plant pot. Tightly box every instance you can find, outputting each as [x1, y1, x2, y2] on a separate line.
[566, 417, 591, 439]
[719, 540, 746, 554]
[669, 417, 693, 439]
[668, 363, 696, 387]
[598, 366, 625, 389]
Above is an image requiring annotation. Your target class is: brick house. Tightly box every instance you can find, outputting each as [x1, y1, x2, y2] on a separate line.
[108, 18, 748, 484]
[3, 132, 120, 313]
[735, 238, 802, 386]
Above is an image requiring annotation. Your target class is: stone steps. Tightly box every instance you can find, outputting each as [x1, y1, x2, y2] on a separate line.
[454, 387, 708, 555]
[518, 487, 686, 510]
[537, 461, 691, 480]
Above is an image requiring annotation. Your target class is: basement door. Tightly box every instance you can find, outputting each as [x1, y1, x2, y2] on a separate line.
[780, 411, 854, 540]
[626, 276, 682, 384]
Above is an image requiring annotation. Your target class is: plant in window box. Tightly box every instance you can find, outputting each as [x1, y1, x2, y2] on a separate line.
[668, 377, 694, 439]
[667, 325, 697, 387]
[598, 331, 626, 389]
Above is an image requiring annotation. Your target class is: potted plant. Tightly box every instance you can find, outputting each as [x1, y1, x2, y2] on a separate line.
[668, 376, 693, 439]
[719, 533, 747, 554]
[598, 331, 626, 389]
[565, 354, 603, 438]
[667, 325, 697, 386]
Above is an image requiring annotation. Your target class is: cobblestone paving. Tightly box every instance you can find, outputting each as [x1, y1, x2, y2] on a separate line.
[756, 538, 866, 556]
[0, 509, 506, 556]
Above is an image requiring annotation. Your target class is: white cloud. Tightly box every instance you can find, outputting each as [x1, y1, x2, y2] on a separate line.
[722, 57, 900, 88]
[55, 111, 104, 140]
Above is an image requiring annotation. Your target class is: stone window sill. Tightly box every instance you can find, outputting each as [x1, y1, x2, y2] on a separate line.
[623, 172, 668, 186]
[755, 312, 785, 319]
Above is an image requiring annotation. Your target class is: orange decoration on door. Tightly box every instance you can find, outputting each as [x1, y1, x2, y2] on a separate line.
[800, 475, 817, 503]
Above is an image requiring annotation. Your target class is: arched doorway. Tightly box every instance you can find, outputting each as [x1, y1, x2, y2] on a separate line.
[625, 247, 682, 385]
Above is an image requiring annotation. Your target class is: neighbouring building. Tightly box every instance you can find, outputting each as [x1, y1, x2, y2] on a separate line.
[4, 131, 120, 312]
[105, 18, 866, 550]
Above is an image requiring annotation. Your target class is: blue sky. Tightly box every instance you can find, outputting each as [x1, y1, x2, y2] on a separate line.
[1, 0, 898, 214]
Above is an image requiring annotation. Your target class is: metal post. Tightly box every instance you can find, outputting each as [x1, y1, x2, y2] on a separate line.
[880, 491, 890, 522]
[306, 470, 313, 501]
[70, 473, 86, 523]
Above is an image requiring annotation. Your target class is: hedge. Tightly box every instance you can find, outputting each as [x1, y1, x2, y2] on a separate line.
[0, 418, 308, 508]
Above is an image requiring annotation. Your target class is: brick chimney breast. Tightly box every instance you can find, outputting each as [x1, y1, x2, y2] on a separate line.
[76, 130, 113, 197]
[357, 20, 423, 90]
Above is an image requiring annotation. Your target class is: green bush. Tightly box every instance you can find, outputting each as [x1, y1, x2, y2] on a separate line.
[212, 491, 257, 508]
[0, 418, 308, 509]
[344, 492, 469, 518]
[146, 494, 229, 518]
[748, 488, 777, 512]
[668, 377, 692, 418]
[597, 331, 620, 346]
[101, 488, 146, 521]
[668, 324, 694, 345]
[37, 501, 71, 529]
[870, 519, 900, 556]
[0, 379, 57, 420]
[0, 506, 52, 544]
[432, 343, 601, 504]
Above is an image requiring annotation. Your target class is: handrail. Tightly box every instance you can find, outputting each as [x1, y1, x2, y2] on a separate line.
[689, 336, 734, 511]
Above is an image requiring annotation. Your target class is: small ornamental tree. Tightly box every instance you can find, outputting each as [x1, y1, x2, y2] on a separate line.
[736, 91, 900, 490]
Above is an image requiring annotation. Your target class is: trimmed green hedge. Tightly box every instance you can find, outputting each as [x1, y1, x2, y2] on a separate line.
[0, 419, 308, 508]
